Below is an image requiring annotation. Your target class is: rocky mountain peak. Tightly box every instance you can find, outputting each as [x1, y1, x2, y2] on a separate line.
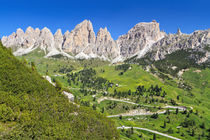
[96, 27, 113, 43]
[152, 20, 157, 23]
[117, 20, 165, 58]
[54, 29, 62, 36]
[38, 27, 55, 53]
[64, 30, 70, 36]
[2, 20, 209, 63]
[15, 28, 25, 47]
[176, 28, 182, 35]
[54, 29, 63, 51]
[94, 27, 120, 59]
[74, 20, 93, 31]
[148, 29, 210, 62]
[35, 28, 40, 33]
[63, 20, 96, 54]
[16, 28, 24, 35]
[24, 26, 36, 47]
[41, 27, 51, 33]
[25, 26, 34, 34]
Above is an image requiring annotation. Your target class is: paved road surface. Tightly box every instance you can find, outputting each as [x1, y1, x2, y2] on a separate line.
[117, 126, 182, 140]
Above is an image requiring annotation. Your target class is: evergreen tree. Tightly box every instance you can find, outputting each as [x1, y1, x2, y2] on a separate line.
[131, 127, 134, 134]
[101, 107, 105, 113]
[55, 79, 63, 92]
[191, 129, 195, 136]
[92, 104, 97, 110]
[31, 62, 36, 71]
[176, 108, 179, 114]
[200, 122, 205, 129]
[153, 134, 156, 140]
[163, 121, 166, 128]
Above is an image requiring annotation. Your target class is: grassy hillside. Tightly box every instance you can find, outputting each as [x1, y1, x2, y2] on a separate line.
[15, 46, 210, 139]
[127, 49, 210, 76]
[0, 42, 119, 139]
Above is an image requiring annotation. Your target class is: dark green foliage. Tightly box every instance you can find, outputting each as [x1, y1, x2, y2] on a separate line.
[204, 44, 210, 52]
[181, 118, 195, 128]
[113, 85, 167, 102]
[200, 122, 205, 129]
[153, 49, 207, 76]
[115, 64, 130, 72]
[162, 121, 166, 128]
[55, 79, 63, 92]
[125, 54, 153, 66]
[58, 66, 74, 73]
[167, 127, 174, 134]
[67, 68, 112, 92]
[153, 133, 156, 140]
[0, 103, 14, 122]
[126, 49, 210, 76]
[0, 44, 119, 139]
[176, 108, 179, 114]
[31, 61, 36, 71]
[151, 113, 158, 119]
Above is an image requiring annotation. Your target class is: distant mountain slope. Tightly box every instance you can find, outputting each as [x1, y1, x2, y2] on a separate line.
[0, 41, 119, 139]
[126, 29, 210, 76]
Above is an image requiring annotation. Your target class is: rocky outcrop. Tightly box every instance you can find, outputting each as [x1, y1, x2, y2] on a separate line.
[2, 20, 120, 60]
[1, 20, 209, 63]
[94, 27, 120, 58]
[54, 29, 63, 51]
[2, 29, 25, 50]
[38, 27, 55, 53]
[63, 20, 96, 54]
[176, 28, 182, 36]
[147, 29, 210, 62]
[117, 20, 165, 58]
[62, 20, 119, 59]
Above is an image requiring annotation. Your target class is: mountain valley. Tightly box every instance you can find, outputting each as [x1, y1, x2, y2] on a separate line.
[1, 20, 210, 140]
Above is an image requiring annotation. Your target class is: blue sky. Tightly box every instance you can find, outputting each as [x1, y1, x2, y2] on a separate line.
[0, 0, 209, 40]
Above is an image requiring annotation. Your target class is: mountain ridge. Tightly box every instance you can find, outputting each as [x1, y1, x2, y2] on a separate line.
[1, 20, 210, 64]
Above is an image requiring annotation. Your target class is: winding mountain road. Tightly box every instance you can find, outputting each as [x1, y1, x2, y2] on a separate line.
[117, 126, 182, 140]
[107, 110, 166, 118]
[98, 97, 187, 110]
[98, 97, 139, 105]
[98, 97, 187, 117]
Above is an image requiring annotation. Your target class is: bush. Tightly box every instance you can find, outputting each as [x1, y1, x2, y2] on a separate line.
[0, 104, 14, 122]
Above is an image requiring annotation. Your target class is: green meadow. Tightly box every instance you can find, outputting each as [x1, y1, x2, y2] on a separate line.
[18, 49, 210, 140]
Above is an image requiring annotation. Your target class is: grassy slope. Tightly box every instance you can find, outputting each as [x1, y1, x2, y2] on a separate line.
[0, 44, 119, 139]
[182, 68, 210, 121]
[17, 48, 210, 140]
[96, 65, 186, 102]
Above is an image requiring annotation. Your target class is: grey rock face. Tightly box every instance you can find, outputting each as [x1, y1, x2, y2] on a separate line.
[61, 20, 119, 59]
[1, 20, 209, 62]
[2, 30, 23, 50]
[117, 20, 165, 58]
[38, 27, 55, 53]
[15, 28, 25, 47]
[176, 28, 182, 36]
[63, 20, 96, 54]
[94, 27, 120, 58]
[1, 20, 120, 59]
[147, 29, 210, 62]
[22, 27, 41, 48]
[54, 29, 63, 51]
